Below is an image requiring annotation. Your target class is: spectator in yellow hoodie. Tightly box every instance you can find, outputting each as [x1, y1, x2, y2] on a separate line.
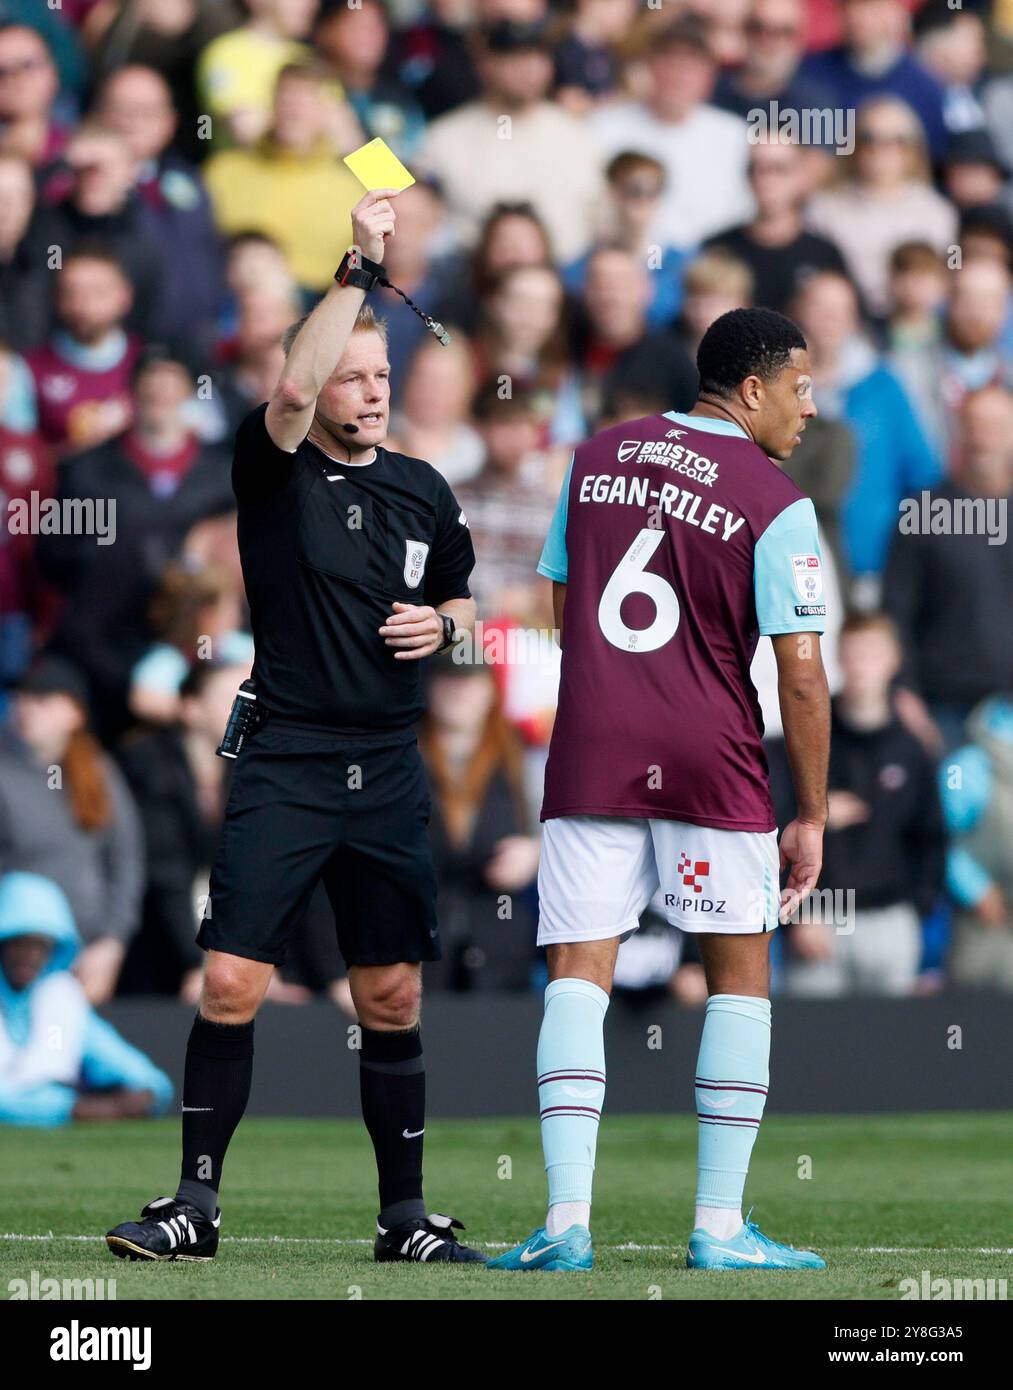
[196, 0, 320, 148]
[204, 61, 364, 294]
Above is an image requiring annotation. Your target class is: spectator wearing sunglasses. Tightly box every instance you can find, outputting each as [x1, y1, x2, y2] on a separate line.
[562, 151, 692, 330]
[805, 96, 957, 317]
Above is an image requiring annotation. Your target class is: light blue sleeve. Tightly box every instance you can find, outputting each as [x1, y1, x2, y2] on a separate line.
[753, 497, 827, 635]
[536, 452, 574, 583]
[79, 1013, 174, 1116]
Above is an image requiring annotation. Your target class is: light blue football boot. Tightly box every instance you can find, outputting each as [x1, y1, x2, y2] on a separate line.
[687, 1210, 826, 1270]
[487, 1225, 593, 1272]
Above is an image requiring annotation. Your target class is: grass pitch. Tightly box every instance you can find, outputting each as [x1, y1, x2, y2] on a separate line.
[2, 1112, 1011, 1300]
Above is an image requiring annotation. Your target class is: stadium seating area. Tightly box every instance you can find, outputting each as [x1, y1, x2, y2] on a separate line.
[0, 0, 1010, 1007]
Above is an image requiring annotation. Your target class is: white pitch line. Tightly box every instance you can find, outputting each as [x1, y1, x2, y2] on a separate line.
[2, 1233, 1011, 1255]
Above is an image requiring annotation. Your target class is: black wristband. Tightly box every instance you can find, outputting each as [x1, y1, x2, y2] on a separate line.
[437, 613, 456, 652]
[334, 249, 387, 292]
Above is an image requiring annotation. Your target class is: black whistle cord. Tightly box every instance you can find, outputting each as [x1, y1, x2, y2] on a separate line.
[374, 270, 452, 347]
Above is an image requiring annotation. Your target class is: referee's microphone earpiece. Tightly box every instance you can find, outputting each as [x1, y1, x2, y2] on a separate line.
[340, 422, 360, 433]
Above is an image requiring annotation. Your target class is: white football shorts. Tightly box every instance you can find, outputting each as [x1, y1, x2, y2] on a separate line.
[537, 814, 780, 945]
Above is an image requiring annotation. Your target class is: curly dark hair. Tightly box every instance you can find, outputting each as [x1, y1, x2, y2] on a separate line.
[696, 308, 806, 399]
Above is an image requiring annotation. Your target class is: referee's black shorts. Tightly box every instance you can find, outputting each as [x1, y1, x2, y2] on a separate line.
[197, 721, 439, 968]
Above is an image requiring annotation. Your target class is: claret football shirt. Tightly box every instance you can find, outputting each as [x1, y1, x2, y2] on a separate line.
[537, 411, 826, 831]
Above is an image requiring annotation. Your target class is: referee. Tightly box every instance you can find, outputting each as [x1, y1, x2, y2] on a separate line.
[106, 190, 484, 1266]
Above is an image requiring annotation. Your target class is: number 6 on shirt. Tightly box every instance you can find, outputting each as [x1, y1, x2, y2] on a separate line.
[597, 528, 680, 653]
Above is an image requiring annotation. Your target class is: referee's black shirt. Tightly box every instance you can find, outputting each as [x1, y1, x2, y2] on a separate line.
[233, 404, 476, 730]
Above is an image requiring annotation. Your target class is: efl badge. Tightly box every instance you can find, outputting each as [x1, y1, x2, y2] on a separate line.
[404, 539, 429, 589]
[791, 553, 823, 603]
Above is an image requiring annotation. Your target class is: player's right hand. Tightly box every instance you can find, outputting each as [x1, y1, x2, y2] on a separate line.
[777, 818, 824, 924]
[350, 188, 400, 264]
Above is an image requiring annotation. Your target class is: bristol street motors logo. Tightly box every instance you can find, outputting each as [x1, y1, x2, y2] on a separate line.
[666, 853, 726, 915]
[404, 539, 429, 589]
[616, 438, 719, 487]
[791, 553, 826, 618]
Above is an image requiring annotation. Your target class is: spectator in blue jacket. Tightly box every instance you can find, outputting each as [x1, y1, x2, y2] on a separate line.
[791, 269, 942, 599]
[0, 872, 172, 1126]
[799, 0, 948, 158]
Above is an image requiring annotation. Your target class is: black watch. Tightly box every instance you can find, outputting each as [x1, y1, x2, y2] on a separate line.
[437, 613, 457, 653]
[334, 249, 386, 292]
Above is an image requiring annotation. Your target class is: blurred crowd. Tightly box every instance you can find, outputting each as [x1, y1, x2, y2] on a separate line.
[0, 0, 1011, 1033]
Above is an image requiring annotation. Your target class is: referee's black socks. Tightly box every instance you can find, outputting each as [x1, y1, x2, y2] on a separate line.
[359, 1025, 427, 1228]
[176, 1012, 255, 1220]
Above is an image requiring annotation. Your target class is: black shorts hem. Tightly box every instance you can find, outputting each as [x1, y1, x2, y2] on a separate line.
[195, 927, 286, 968]
[343, 945, 442, 968]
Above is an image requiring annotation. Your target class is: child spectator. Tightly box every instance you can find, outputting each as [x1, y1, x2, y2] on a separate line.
[196, 0, 321, 149]
[677, 249, 754, 358]
[883, 241, 948, 353]
[784, 612, 945, 997]
[0, 871, 171, 1126]
[129, 562, 252, 726]
[25, 247, 141, 455]
[454, 383, 560, 619]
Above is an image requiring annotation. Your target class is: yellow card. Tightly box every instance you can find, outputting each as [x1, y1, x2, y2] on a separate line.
[342, 138, 416, 193]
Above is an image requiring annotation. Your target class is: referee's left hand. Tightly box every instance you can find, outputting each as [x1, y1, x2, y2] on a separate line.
[379, 602, 443, 660]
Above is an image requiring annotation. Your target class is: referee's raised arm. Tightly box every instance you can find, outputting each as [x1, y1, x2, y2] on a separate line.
[264, 188, 401, 453]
